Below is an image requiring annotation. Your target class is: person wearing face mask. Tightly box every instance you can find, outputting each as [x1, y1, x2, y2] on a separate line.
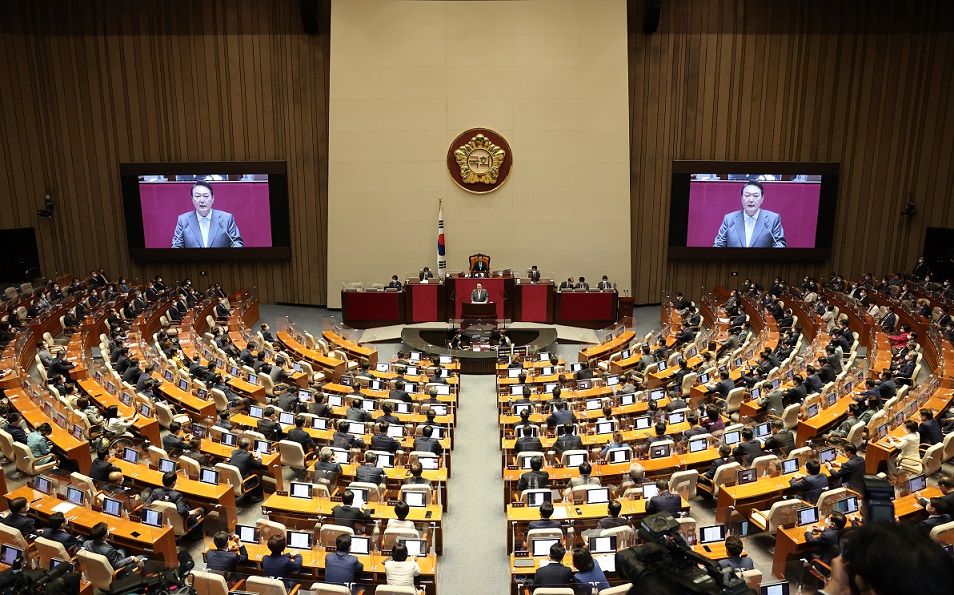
[804, 511, 847, 576]
[83, 522, 146, 577]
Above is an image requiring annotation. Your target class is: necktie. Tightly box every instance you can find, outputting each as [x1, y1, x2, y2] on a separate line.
[200, 218, 210, 247]
[745, 217, 755, 247]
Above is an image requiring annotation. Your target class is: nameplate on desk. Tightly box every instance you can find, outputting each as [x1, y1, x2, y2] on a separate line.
[325, 546, 337, 552]
[514, 550, 529, 558]
[129, 515, 141, 523]
[188, 474, 199, 481]
[596, 460, 607, 465]
[386, 500, 400, 507]
[506, 465, 518, 471]
[55, 492, 65, 500]
[552, 464, 564, 469]
[511, 502, 525, 508]
[148, 464, 158, 471]
[276, 491, 288, 497]
[331, 496, 343, 502]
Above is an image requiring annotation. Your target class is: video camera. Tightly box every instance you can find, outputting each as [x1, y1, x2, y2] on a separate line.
[615, 513, 756, 595]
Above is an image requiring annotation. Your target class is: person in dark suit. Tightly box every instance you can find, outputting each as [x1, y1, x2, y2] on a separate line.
[515, 432, 544, 455]
[83, 522, 143, 576]
[419, 267, 434, 281]
[805, 511, 847, 571]
[919, 499, 952, 533]
[230, 437, 266, 503]
[553, 422, 583, 455]
[918, 409, 943, 445]
[205, 531, 249, 576]
[531, 542, 572, 592]
[286, 415, 318, 457]
[470, 282, 489, 303]
[146, 471, 206, 541]
[47, 350, 75, 381]
[546, 401, 576, 427]
[574, 277, 589, 290]
[824, 442, 866, 495]
[324, 534, 364, 591]
[313, 448, 343, 484]
[162, 421, 189, 453]
[597, 275, 612, 290]
[387, 275, 402, 290]
[645, 479, 682, 515]
[527, 501, 561, 532]
[712, 181, 786, 247]
[732, 428, 764, 465]
[331, 489, 372, 531]
[4, 412, 28, 444]
[3, 497, 36, 536]
[389, 380, 411, 403]
[89, 446, 121, 482]
[413, 425, 443, 455]
[39, 512, 82, 553]
[783, 375, 808, 406]
[355, 451, 387, 486]
[171, 182, 244, 248]
[370, 422, 401, 453]
[559, 277, 575, 290]
[790, 459, 829, 504]
[528, 266, 541, 283]
[517, 456, 549, 491]
[256, 406, 284, 441]
[261, 534, 303, 591]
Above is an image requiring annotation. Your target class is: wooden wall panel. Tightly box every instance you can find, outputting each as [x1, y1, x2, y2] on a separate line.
[0, 0, 329, 305]
[629, 0, 954, 303]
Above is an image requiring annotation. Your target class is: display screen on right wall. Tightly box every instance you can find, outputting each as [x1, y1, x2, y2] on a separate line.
[668, 161, 839, 260]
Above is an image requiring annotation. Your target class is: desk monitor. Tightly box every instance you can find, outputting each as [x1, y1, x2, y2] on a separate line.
[329, 447, 350, 464]
[569, 363, 583, 373]
[796, 506, 819, 527]
[688, 438, 708, 453]
[833, 496, 859, 514]
[200, 468, 220, 485]
[278, 412, 295, 426]
[54, 411, 68, 429]
[298, 390, 313, 402]
[526, 491, 552, 508]
[178, 378, 190, 392]
[565, 453, 586, 468]
[510, 385, 525, 396]
[34, 475, 53, 496]
[289, 482, 313, 499]
[826, 392, 838, 407]
[520, 455, 536, 470]
[906, 474, 927, 494]
[103, 496, 124, 518]
[772, 379, 781, 389]
[650, 443, 672, 459]
[668, 411, 685, 425]
[737, 468, 757, 485]
[532, 538, 560, 557]
[394, 402, 412, 414]
[249, 405, 264, 419]
[577, 380, 592, 391]
[620, 349, 631, 360]
[754, 422, 771, 439]
[761, 582, 790, 595]
[430, 404, 449, 417]
[192, 424, 208, 438]
[141, 509, 164, 528]
[229, 365, 240, 377]
[606, 375, 620, 387]
[163, 370, 174, 382]
[722, 431, 741, 446]
[402, 539, 426, 557]
[405, 366, 418, 376]
[544, 382, 559, 394]
[588, 535, 618, 554]
[403, 491, 428, 508]
[287, 530, 312, 550]
[159, 458, 177, 473]
[875, 423, 889, 439]
[586, 487, 611, 505]
[539, 366, 554, 376]
[732, 357, 742, 369]
[375, 363, 391, 373]
[699, 524, 726, 544]
[428, 426, 445, 440]
[418, 456, 439, 470]
[326, 395, 343, 408]
[538, 352, 551, 362]
[634, 416, 652, 430]
[585, 399, 603, 411]
[649, 389, 665, 401]
[608, 448, 631, 464]
[409, 351, 422, 362]
[237, 525, 258, 544]
[254, 440, 271, 455]
[641, 483, 659, 499]
[595, 422, 614, 436]
[435, 385, 452, 396]
[780, 458, 799, 475]
[0, 545, 22, 567]
[515, 425, 537, 439]
[49, 559, 70, 571]
[311, 417, 328, 431]
[750, 386, 760, 401]
[508, 368, 522, 379]
[222, 433, 238, 447]
[439, 355, 453, 365]
[360, 399, 376, 412]
[66, 486, 85, 506]
[807, 404, 820, 418]
[699, 373, 710, 384]
[120, 392, 133, 406]
[843, 381, 853, 395]
[620, 393, 636, 406]
[347, 422, 365, 436]
[349, 535, 371, 555]
[292, 362, 302, 373]
[123, 447, 139, 464]
[376, 453, 394, 469]
[387, 425, 405, 438]
[817, 447, 836, 465]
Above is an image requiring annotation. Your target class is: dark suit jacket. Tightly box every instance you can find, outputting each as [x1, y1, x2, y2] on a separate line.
[2, 513, 35, 536]
[324, 551, 364, 586]
[262, 553, 302, 590]
[471, 288, 489, 303]
[531, 562, 573, 591]
[370, 433, 401, 453]
[388, 388, 412, 402]
[257, 418, 284, 441]
[804, 527, 841, 564]
[331, 505, 371, 530]
[830, 455, 865, 494]
[919, 419, 943, 445]
[286, 427, 317, 453]
[206, 545, 248, 573]
[554, 434, 583, 455]
[646, 492, 682, 515]
[763, 429, 795, 456]
[790, 473, 829, 504]
[517, 470, 549, 491]
[733, 440, 764, 465]
[230, 448, 266, 478]
[413, 436, 443, 455]
[171, 209, 244, 248]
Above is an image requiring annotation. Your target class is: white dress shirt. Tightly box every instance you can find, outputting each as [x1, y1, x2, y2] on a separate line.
[744, 210, 760, 247]
[197, 211, 212, 247]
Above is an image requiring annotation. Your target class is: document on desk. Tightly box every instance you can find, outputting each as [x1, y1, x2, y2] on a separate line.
[551, 507, 568, 520]
[51, 502, 77, 513]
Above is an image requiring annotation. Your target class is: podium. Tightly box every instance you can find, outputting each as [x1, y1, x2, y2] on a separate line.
[461, 301, 496, 320]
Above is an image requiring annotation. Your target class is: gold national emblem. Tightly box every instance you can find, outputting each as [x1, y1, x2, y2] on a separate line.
[454, 134, 506, 185]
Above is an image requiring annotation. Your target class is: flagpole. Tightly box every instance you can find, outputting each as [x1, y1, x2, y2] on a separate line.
[437, 198, 446, 280]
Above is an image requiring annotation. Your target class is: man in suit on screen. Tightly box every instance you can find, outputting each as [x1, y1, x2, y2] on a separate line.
[171, 181, 245, 248]
[712, 181, 787, 248]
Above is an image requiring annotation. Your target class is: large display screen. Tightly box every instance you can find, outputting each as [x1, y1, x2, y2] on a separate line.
[669, 161, 839, 260]
[120, 161, 290, 260]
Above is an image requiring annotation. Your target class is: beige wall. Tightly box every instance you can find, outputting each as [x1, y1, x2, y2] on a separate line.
[327, 0, 631, 308]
